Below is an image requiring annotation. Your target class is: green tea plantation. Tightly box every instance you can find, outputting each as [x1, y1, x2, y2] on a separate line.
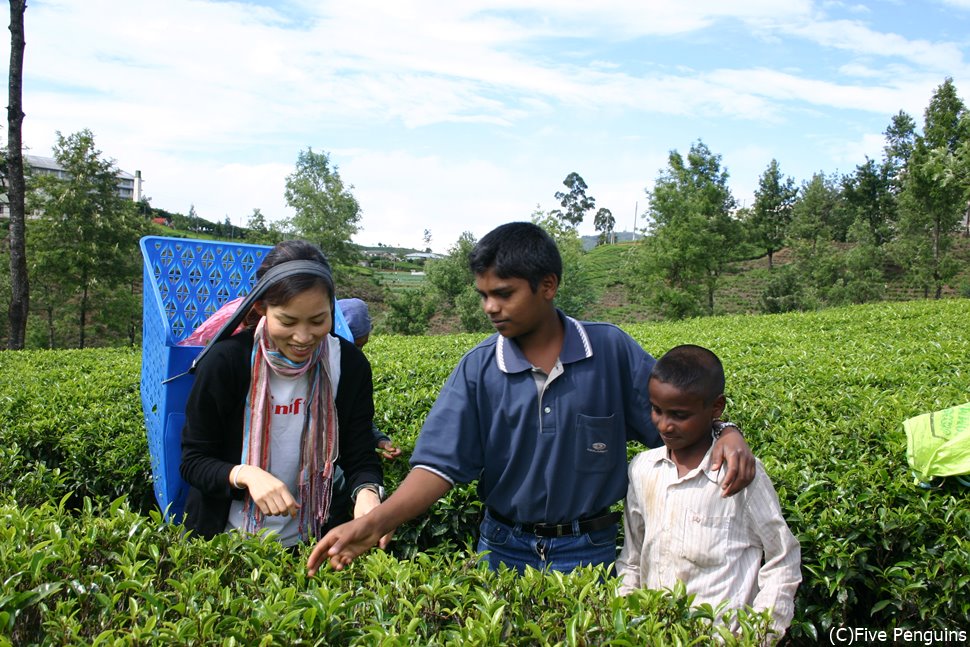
[1, 300, 968, 645]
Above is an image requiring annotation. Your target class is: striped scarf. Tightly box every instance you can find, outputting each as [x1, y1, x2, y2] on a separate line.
[240, 317, 339, 541]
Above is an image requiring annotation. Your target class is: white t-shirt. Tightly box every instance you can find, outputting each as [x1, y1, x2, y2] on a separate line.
[226, 336, 342, 546]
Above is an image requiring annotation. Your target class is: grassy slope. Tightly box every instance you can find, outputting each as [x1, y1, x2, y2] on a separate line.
[581, 236, 970, 323]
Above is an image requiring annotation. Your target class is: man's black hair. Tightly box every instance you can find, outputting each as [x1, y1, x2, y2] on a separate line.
[650, 344, 725, 404]
[468, 222, 562, 292]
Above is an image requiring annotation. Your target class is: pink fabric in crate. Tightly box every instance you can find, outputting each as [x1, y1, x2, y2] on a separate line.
[178, 297, 248, 347]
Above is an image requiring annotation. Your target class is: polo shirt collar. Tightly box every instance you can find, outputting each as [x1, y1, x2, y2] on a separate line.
[494, 309, 593, 374]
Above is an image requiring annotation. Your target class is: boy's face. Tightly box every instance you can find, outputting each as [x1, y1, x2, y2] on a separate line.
[648, 377, 725, 454]
[474, 267, 556, 338]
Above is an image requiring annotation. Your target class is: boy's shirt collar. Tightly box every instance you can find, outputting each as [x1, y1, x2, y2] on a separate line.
[495, 310, 593, 374]
[651, 443, 723, 485]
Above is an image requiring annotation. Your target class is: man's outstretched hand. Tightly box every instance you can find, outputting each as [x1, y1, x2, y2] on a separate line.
[307, 516, 387, 575]
[307, 469, 454, 576]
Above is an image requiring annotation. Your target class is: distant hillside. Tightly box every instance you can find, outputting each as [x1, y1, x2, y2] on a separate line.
[580, 235, 970, 325]
[145, 208, 429, 258]
[580, 231, 638, 250]
[358, 244, 426, 257]
[148, 216, 970, 330]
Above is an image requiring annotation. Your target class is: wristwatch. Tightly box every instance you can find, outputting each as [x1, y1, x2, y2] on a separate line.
[712, 421, 742, 439]
[351, 483, 386, 503]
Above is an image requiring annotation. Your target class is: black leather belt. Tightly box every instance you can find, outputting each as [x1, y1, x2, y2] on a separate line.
[487, 508, 621, 538]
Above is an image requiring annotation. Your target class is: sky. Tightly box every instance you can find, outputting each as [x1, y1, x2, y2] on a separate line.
[5, 0, 970, 252]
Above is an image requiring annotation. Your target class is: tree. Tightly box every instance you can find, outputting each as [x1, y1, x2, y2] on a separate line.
[896, 78, 970, 298]
[897, 141, 966, 298]
[385, 286, 438, 335]
[923, 78, 966, 152]
[750, 159, 797, 268]
[29, 130, 147, 348]
[593, 207, 615, 245]
[247, 207, 267, 235]
[803, 219, 886, 307]
[884, 110, 917, 190]
[789, 173, 841, 248]
[634, 141, 741, 317]
[425, 231, 477, 309]
[550, 172, 596, 229]
[6, 0, 28, 349]
[840, 158, 896, 246]
[284, 148, 361, 266]
[424, 231, 491, 332]
[245, 207, 284, 245]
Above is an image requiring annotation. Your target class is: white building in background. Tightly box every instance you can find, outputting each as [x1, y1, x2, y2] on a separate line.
[0, 155, 143, 217]
[404, 252, 444, 261]
[23, 154, 143, 202]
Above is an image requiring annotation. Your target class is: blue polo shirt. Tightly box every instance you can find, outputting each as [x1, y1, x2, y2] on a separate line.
[410, 312, 659, 524]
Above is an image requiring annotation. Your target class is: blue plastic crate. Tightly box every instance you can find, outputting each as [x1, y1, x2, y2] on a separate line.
[139, 236, 353, 522]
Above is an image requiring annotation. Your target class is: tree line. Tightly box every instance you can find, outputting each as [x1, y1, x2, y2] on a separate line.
[2, 2, 368, 349]
[387, 78, 969, 334]
[1, 132, 362, 349]
[633, 78, 970, 319]
[3, 75, 966, 345]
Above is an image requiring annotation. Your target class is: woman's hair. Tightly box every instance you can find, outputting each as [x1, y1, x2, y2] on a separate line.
[243, 240, 334, 328]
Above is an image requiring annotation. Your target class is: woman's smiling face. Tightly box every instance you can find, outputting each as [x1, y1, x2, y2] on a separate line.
[259, 286, 332, 363]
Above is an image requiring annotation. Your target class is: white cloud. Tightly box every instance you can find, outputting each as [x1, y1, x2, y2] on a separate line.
[138, 155, 293, 226]
[703, 68, 935, 116]
[7, 0, 968, 253]
[824, 131, 889, 168]
[781, 18, 967, 75]
[343, 150, 543, 250]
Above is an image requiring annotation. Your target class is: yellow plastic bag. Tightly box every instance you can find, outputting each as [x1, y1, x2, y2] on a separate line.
[905, 402, 970, 485]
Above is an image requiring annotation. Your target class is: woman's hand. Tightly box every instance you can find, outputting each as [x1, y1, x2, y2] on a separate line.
[376, 439, 402, 460]
[233, 465, 299, 518]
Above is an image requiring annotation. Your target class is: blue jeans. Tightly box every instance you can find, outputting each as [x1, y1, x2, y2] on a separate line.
[477, 510, 618, 574]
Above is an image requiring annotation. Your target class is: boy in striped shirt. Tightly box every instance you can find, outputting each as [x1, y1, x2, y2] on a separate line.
[616, 345, 801, 643]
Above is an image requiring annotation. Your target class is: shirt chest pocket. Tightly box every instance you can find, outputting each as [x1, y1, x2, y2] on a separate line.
[680, 510, 730, 568]
[573, 414, 622, 473]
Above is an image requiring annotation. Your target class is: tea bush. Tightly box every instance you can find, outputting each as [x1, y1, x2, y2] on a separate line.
[0, 348, 153, 512]
[1, 299, 969, 644]
[0, 498, 767, 645]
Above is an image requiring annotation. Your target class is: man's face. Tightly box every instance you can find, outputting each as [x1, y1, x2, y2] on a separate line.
[474, 268, 554, 338]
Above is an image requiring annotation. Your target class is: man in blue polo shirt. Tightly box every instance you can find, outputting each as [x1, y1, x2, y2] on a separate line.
[308, 221, 754, 575]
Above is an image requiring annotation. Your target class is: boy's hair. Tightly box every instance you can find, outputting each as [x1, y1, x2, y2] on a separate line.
[469, 222, 562, 292]
[244, 240, 334, 328]
[650, 344, 725, 404]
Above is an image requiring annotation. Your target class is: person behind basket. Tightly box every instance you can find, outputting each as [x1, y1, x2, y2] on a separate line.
[308, 222, 756, 576]
[615, 345, 801, 643]
[336, 298, 401, 460]
[180, 240, 385, 549]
